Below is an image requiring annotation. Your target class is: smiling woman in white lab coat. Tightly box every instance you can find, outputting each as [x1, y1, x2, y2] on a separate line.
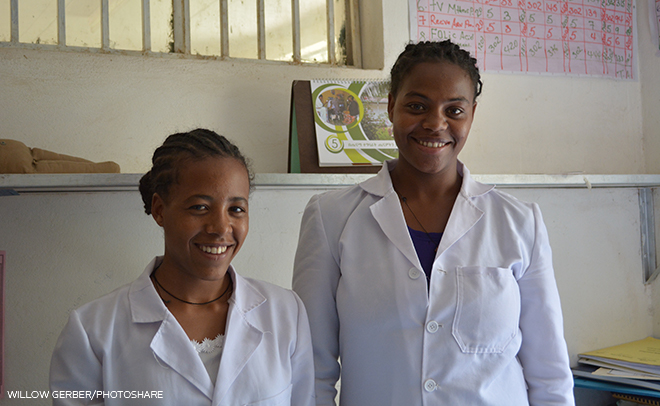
[50, 129, 315, 406]
[293, 41, 575, 405]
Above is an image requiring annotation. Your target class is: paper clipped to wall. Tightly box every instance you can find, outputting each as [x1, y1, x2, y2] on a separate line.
[311, 80, 398, 167]
[411, 0, 637, 79]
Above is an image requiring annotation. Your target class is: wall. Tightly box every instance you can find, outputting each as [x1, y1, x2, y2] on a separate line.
[0, 1, 658, 175]
[0, 183, 656, 405]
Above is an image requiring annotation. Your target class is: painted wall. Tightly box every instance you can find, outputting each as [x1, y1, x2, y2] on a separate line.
[0, 2, 658, 175]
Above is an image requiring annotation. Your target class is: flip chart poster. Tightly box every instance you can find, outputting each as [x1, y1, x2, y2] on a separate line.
[311, 80, 397, 167]
[412, 0, 636, 79]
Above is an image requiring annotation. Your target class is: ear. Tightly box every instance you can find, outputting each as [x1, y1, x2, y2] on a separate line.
[151, 193, 165, 227]
[387, 93, 395, 122]
[472, 102, 478, 116]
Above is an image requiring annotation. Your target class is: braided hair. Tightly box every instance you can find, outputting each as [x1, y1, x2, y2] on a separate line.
[139, 128, 254, 215]
[390, 40, 483, 101]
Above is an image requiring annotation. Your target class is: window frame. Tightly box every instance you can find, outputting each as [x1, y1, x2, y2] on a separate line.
[1, 0, 362, 67]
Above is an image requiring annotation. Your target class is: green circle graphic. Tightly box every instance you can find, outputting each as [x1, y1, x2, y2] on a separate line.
[324, 135, 344, 154]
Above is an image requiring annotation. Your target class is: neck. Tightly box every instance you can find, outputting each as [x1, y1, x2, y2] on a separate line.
[152, 260, 232, 305]
[390, 160, 462, 202]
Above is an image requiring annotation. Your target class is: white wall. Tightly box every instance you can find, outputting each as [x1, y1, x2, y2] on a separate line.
[0, 1, 658, 175]
[0, 184, 656, 404]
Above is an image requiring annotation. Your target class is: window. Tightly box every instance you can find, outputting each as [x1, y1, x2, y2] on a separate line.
[0, 0, 361, 66]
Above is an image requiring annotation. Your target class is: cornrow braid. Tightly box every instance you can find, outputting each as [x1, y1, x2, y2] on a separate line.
[390, 40, 483, 101]
[139, 128, 254, 215]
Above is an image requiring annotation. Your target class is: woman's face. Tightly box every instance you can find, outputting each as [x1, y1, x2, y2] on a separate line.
[388, 61, 477, 177]
[151, 156, 250, 281]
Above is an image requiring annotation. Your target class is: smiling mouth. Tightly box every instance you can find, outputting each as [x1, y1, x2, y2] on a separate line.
[416, 139, 449, 148]
[199, 245, 228, 255]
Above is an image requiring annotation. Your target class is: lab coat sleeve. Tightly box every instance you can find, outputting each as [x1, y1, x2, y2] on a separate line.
[516, 204, 575, 406]
[292, 195, 341, 406]
[50, 309, 104, 406]
[290, 291, 317, 406]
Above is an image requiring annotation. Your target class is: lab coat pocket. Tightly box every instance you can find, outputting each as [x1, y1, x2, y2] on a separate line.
[244, 384, 292, 406]
[452, 266, 520, 354]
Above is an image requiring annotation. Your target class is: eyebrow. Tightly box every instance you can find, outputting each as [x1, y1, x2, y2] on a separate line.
[404, 91, 471, 104]
[184, 195, 248, 204]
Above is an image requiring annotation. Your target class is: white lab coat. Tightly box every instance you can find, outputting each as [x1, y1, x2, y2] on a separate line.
[293, 160, 574, 406]
[50, 257, 315, 406]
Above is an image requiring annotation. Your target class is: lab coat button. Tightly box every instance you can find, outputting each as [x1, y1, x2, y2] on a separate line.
[426, 321, 439, 333]
[424, 379, 437, 392]
[408, 268, 421, 280]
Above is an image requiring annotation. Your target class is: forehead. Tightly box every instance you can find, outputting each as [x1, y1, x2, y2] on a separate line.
[399, 61, 474, 101]
[173, 156, 250, 198]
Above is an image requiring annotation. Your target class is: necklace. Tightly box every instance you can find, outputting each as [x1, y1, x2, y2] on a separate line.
[152, 270, 233, 305]
[401, 196, 440, 252]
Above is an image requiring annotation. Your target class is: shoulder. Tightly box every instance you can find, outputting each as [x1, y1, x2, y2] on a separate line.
[240, 276, 302, 309]
[73, 282, 133, 323]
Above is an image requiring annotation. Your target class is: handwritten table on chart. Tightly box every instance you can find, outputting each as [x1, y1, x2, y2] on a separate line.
[412, 0, 635, 79]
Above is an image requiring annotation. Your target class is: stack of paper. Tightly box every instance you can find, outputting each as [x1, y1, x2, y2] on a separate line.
[573, 337, 660, 393]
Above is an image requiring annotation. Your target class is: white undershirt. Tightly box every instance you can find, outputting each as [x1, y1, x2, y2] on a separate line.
[191, 334, 225, 384]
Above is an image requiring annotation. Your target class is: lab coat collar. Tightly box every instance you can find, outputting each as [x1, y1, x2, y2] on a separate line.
[128, 258, 215, 398]
[361, 160, 494, 266]
[128, 259, 267, 404]
[359, 159, 494, 199]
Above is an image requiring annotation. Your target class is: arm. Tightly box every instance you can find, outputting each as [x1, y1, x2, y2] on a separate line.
[289, 291, 316, 406]
[292, 195, 341, 406]
[50, 310, 104, 406]
[517, 204, 575, 406]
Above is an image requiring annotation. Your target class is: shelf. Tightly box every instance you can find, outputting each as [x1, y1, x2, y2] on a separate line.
[1, 173, 660, 194]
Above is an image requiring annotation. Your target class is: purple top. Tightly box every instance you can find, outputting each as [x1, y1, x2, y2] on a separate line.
[408, 227, 442, 282]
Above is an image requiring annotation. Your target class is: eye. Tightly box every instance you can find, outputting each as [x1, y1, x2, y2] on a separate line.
[229, 205, 247, 214]
[188, 204, 209, 212]
[406, 103, 426, 112]
[446, 107, 464, 117]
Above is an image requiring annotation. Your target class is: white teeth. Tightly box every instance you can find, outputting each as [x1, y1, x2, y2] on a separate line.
[200, 245, 227, 254]
[418, 140, 448, 148]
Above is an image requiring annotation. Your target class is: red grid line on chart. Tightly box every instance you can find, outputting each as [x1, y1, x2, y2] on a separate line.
[414, 0, 634, 79]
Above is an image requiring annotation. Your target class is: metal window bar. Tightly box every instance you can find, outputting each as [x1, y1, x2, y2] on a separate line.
[10, 0, 18, 43]
[142, 0, 151, 52]
[326, 0, 335, 64]
[257, 0, 265, 59]
[347, 0, 361, 67]
[220, 0, 229, 57]
[291, 0, 300, 62]
[57, 0, 65, 46]
[172, 0, 190, 54]
[102, 0, 110, 50]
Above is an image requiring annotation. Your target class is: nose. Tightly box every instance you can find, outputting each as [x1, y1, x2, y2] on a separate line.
[422, 109, 448, 132]
[205, 210, 232, 235]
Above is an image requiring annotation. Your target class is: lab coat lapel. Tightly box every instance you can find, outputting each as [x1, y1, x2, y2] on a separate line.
[150, 314, 214, 399]
[363, 163, 421, 269]
[129, 258, 214, 399]
[212, 268, 265, 405]
[437, 191, 483, 256]
[437, 164, 492, 256]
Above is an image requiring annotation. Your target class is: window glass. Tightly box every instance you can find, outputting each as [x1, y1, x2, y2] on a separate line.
[300, 0, 327, 63]
[66, 0, 101, 48]
[265, 0, 292, 61]
[228, 0, 257, 59]
[19, 0, 57, 45]
[109, 0, 142, 50]
[190, 0, 221, 56]
[0, 0, 9, 42]
[150, 0, 173, 52]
